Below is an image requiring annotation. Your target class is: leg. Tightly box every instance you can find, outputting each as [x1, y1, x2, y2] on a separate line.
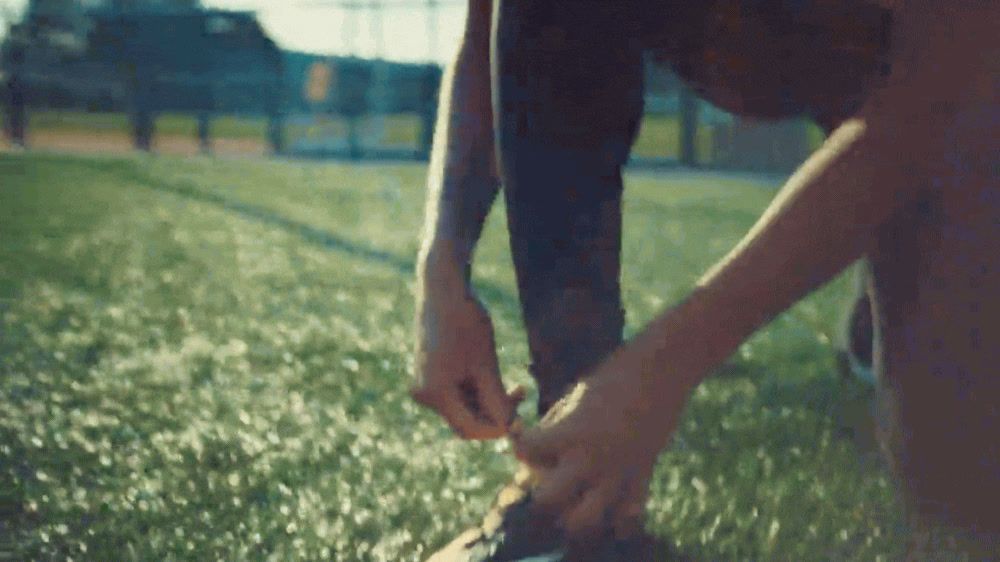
[493, 0, 645, 415]
[426, 3, 669, 560]
[837, 262, 875, 385]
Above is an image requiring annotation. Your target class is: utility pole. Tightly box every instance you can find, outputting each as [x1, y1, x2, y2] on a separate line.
[366, 0, 389, 155]
[678, 83, 699, 167]
[3, 39, 27, 148]
[417, 0, 439, 158]
[426, 0, 438, 63]
[341, 0, 361, 159]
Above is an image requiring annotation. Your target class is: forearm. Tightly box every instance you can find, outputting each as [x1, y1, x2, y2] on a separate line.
[634, 117, 917, 394]
[417, 2, 496, 288]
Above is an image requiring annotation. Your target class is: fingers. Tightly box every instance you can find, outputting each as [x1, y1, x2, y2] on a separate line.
[476, 365, 517, 431]
[612, 500, 646, 541]
[561, 478, 617, 536]
[410, 385, 506, 440]
[516, 438, 652, 540]
[612, 469, 649, 540]
[548, 472, 649, 539]
[440, 394, 507, 439]
[511, 418, 578, 468]
[531, 457, 641, 538]
[531, 448, 589, 512]
[508, 384, 528, 408]
[412, 377, 528, 440]
[501, 384, 528, 429]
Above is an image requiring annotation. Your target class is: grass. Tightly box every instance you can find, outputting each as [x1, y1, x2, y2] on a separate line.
[0, 153, 905, 560]
[14, 110, 711, 161]
[19, 110, 421, 145]
[631, 114, 826, 164]
[15, 109, 827, 164]
[631, 114, 715, 162]
[285, 114, 424, 148]
[25, 111, 267, 140]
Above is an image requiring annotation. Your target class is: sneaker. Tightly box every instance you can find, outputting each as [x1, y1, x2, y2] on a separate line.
[426, 467, 684, 562]
[840, 290, 876, 387]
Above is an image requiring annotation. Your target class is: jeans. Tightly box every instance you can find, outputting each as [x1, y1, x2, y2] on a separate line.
[493, 0, 645, 414]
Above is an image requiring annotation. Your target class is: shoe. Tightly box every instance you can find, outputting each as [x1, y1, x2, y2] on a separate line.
[837, 290, 876, 387]
[426, 467, 684, 562]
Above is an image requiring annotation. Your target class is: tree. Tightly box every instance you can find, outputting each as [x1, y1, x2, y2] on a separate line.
[99, 0, 203, 11]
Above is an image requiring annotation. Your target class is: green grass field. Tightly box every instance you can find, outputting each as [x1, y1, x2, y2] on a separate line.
[632, 115, 715, 162]
[13, 109, 826, 164]
[25, 111, 270, 140]
[19, 110, 419, 146]
[0, 153, 904, 560]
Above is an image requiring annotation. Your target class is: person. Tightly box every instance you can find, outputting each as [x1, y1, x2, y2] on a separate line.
[416, 0, 999, 558]
[2, 41, 27, 148]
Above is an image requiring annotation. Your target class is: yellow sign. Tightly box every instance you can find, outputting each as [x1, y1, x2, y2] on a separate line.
[305, 61, 334, 104]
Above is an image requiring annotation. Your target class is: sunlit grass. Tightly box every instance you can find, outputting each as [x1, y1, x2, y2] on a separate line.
[632, 114, 714, 163]
[0, 153, 903, 560]
[25, 110, 259, 139]
[18, 110, 421, 147]
[17, 109, 732, 160]
[631, 115, 827, 165]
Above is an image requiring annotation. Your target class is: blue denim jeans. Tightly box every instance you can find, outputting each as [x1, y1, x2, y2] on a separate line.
[493, 0, 645, 414]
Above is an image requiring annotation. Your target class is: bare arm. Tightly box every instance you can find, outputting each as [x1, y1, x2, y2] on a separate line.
[511, 4, 971, 538]
[633, 115, 918, 395]
[416, 1, 496, 290]
[512, 104, 929, 536]
[411, 2, 524, 439]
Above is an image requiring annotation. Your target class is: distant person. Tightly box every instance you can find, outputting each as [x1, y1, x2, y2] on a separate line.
[3, 43, 27, 148]
[413, 0, 998, 559]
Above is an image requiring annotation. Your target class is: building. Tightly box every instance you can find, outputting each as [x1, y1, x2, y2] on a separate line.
[87, 8, 283, 113]
[2, 0, 282, 113]
[2, 0, 442, 155]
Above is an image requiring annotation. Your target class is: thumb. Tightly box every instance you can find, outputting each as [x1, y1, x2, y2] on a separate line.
[511, 422, 574, 469]
[475, 366, 516, 431]
[506, 385, 527, 421]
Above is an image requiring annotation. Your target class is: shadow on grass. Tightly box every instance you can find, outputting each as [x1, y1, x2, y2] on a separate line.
[75, 157, 521, 312]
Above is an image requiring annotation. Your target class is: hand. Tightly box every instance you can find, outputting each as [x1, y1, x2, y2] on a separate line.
[412, 278, 525, 440]
[511, 346, 687, 538]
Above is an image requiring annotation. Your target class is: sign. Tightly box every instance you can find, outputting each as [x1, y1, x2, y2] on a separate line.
[305, 61, 333, 104]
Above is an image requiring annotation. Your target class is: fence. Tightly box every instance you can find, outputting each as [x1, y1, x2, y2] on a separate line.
[1, 1, 823, 172]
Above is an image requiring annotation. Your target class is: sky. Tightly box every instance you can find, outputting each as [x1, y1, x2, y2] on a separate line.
[0, 0, 467, 64]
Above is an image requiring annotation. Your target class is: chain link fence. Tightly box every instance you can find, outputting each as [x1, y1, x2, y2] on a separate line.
[1, 0, 822, 171]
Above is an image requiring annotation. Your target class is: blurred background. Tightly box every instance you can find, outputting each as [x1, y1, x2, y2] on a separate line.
[0, 0, 824, 171]
[0, 2, 902, 561]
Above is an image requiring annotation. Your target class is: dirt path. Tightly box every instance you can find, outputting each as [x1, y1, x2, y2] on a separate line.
[1, 130, 269, 158]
